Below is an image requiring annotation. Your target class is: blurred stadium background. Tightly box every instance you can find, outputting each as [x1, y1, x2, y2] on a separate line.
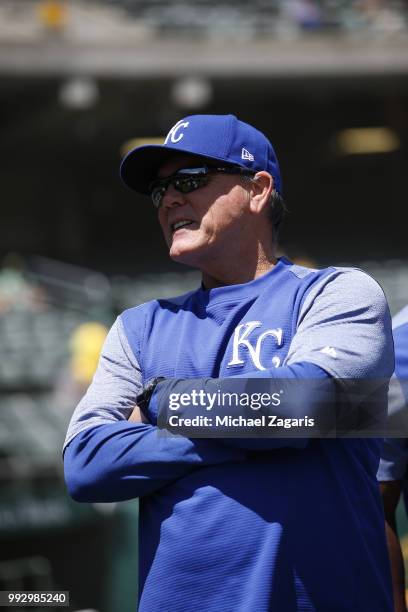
[1, 1, 408, 610]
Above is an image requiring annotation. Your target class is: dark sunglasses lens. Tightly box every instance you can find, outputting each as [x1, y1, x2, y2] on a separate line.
[174, 175, 210, 194]
[149, 169, 212, 208]
[151, 184, 166, 208]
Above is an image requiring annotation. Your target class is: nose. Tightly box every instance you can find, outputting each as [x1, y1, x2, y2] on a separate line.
[160, 183, 187, 210]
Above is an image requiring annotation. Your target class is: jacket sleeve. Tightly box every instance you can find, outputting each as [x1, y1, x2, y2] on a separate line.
[64, 421, 246, 502]
[147, 362, 331, 451]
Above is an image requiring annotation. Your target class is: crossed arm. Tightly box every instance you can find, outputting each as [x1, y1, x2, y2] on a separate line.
[63, 420, 247, 502]
[61, 321, 308, 504]
[64, 355, 328, 503]
[63, 360, 381, 502]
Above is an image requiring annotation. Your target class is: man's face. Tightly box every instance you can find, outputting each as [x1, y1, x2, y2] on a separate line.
[155, 154, 252, 268]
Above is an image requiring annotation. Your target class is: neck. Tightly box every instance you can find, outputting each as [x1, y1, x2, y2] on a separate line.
[201, 251, 277, 289]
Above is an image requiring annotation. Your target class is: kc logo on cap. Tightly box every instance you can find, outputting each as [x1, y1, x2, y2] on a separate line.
[164, 120, 190, 145]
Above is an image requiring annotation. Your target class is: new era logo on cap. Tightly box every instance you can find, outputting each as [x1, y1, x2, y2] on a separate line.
[241, 148, 254, 161]
[120, 114, 282, 196]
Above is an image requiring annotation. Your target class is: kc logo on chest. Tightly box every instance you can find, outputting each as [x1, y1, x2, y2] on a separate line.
[227, 321, 283, 371]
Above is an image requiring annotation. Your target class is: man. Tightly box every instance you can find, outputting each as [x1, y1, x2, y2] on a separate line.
[378, 306, 408, 612]
[64, 114, 394, 611]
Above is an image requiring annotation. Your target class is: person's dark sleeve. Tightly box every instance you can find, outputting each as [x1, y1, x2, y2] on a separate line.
[147, 362, 333, 451]
[64, 421, 246, 502]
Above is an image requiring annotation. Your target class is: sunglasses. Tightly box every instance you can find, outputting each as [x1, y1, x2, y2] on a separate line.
[148, 165, 256, 209]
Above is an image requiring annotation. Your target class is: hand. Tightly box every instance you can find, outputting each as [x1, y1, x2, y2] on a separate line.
[128, 405, 150, 424]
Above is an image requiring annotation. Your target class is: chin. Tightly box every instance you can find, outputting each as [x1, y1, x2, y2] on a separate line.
[169, 242, 205, 268]
[169, 250, 197, 267]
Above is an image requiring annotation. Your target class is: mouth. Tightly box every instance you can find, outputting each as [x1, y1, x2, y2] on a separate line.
[170, 220, 195, 234]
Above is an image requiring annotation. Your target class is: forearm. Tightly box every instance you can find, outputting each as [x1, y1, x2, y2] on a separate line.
[384, 521, 407, 612]
[64, 421, 246, 503]
[147, 362, 334, 451]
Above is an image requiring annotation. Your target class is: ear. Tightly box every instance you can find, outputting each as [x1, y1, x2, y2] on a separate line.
[248, 171, 274, 214]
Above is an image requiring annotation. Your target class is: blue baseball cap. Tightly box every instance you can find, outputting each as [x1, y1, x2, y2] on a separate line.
[120, 114, 282, 195]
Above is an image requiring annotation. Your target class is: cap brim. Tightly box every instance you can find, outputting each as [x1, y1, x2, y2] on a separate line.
[120, 144, 246, 196]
